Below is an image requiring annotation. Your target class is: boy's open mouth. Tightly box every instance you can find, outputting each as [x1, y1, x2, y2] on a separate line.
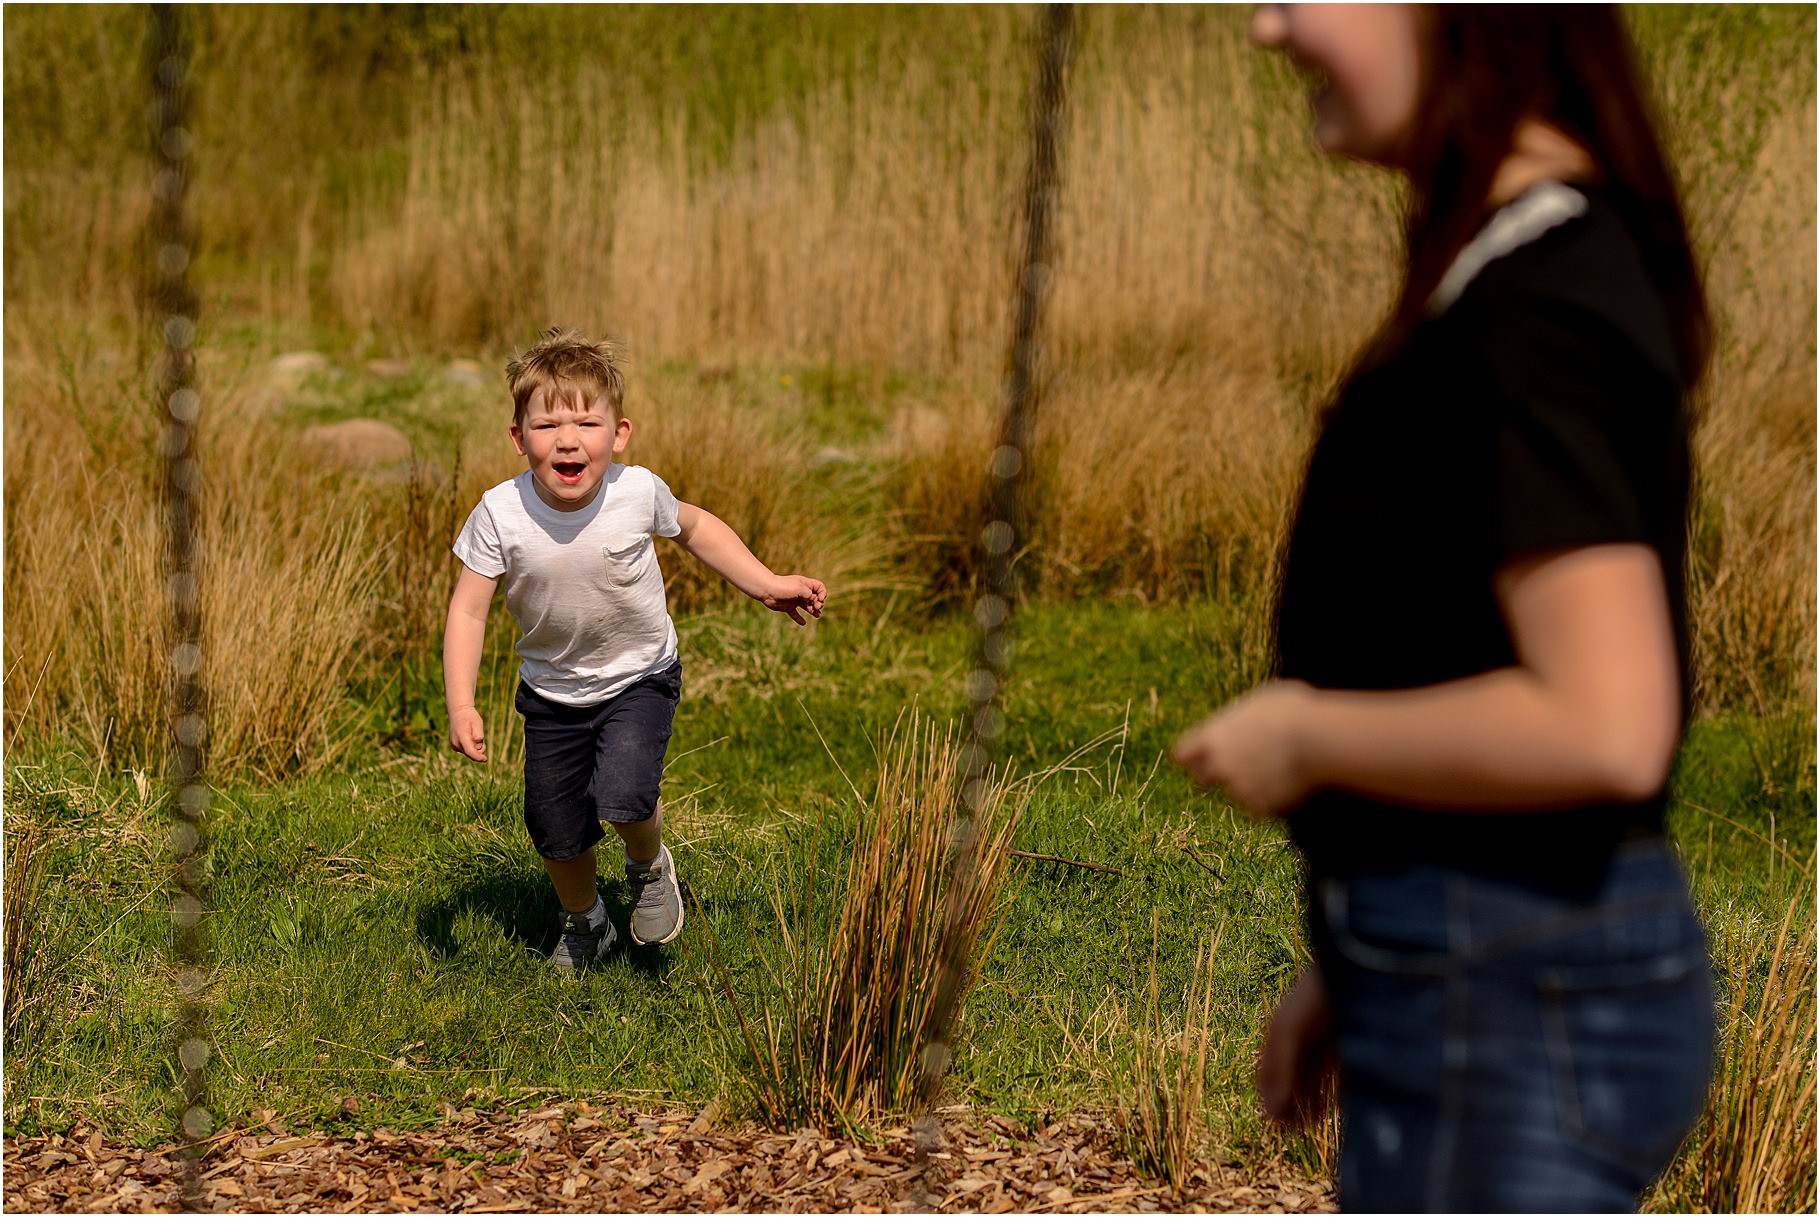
[553, 462, 586, 480]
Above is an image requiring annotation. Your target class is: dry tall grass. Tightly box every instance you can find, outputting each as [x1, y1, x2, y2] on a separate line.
[1683, 92, 1818, 716]
[2, 347, 383, 780]
[325, 12, 1396, 632]
[313, 11, 1398, 384]
[627, 376, 903, 611]
[329, 68, 1026, 373]
[711, 713, 1023, 1132]
[1647, 888, 1818, 1213]
[3, 6, 1811, 770]
[315, 7, 1816, 715]
[1, 339, 895, 776]
[1114, 921, 1224, 1191]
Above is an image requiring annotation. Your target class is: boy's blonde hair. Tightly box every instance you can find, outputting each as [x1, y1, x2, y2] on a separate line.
[505, 327, 626, 425]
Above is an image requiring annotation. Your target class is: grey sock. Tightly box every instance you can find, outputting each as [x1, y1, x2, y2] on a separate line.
[568, 895, 606, 929]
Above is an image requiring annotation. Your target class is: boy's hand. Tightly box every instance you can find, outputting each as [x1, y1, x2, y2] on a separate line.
[449, 706, 488, 762]
[761, 575, 827, 625]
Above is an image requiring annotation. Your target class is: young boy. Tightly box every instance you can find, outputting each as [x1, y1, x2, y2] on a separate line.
[443, 328, 826, 974]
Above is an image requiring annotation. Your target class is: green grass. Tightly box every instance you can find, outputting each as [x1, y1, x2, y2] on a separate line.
[4, 600, 1811, 1153]
[3, 3, 1812, 1175]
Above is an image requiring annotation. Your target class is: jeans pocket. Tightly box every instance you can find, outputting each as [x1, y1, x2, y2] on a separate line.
[1539, 948, 1714, 1174]
[1321, 873, 1454, 978]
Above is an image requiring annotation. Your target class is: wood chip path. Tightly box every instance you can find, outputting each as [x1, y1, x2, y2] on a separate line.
[5, 1103, 1336, 1213]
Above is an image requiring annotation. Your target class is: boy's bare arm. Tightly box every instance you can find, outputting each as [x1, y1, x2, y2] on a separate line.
[443, 565, 499, 761]
[671, 501, 827, 625]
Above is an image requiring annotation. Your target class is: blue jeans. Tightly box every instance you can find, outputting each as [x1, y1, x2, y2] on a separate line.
[1315, 840, 1714, 1212]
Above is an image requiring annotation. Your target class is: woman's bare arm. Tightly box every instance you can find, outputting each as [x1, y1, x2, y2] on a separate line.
[1174, 544, 1681, 816]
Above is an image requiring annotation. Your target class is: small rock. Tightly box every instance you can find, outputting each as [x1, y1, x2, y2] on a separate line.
[269, 350, 329, 377]
[263, 351, 330, 395]
[891, 404, 950, 450]
[300, 419, 415, 470]
[443, 359, 490, 386]
[366, 357, 413, 379]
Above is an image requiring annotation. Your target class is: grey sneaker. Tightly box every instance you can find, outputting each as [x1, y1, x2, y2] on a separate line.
[551, 904, 617, 975]
[625, 846, 683, 946]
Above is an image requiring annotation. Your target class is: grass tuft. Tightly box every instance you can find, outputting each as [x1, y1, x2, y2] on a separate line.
[3, 815, 60, 1055]
[1648, 875, 1818, 1214]
[711, 711, 1023, 1132]
[1114, 919, 1223, 1191]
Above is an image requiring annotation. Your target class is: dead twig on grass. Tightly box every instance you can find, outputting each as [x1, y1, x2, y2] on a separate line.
[1009, 850, 1126, 876]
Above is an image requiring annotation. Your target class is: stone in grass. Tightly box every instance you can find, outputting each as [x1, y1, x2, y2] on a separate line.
[300, 418, 415, 471]
[366, 357, 413, 379]
[442, 359, 489, 386]
[265, 350, 331, 391]
[891, 403, 949, 451]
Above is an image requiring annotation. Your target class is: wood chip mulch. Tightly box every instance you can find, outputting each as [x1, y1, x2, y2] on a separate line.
[4, 1102, 1336, 1214]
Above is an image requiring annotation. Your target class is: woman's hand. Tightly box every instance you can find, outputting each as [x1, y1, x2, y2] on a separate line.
[1172, 679, 1316, 817]
[1257, 967, 1336, 1125]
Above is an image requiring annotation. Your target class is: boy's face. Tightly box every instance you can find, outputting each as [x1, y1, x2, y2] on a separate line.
[510, 386, 632, 511]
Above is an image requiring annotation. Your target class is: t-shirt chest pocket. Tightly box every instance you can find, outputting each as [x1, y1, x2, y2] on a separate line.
[599, 535, 651, 587]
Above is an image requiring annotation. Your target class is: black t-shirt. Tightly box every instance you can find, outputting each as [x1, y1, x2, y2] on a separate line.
[1275, 182, 1691, 893]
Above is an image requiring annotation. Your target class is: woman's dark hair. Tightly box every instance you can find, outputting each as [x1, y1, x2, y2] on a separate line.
[1371, 5, 1709, 387]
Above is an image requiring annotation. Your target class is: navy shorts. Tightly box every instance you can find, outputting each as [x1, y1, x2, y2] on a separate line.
[515, 660, 681, 861]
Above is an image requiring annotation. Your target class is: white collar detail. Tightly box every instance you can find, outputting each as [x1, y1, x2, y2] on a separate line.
[1428, 181, 1589, 316]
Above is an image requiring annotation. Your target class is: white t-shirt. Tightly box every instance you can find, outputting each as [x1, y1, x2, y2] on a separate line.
[452, 466, 682, 706]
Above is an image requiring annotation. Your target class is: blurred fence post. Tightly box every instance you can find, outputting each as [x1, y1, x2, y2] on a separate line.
[149, 3, 213, 1205]
[915, 0, 1076, 1148]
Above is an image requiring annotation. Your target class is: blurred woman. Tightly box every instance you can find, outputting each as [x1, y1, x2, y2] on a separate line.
[1173, 6, 1714, 1210]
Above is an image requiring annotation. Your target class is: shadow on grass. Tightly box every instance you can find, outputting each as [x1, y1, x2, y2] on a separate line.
[413, 860, 691, 978]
